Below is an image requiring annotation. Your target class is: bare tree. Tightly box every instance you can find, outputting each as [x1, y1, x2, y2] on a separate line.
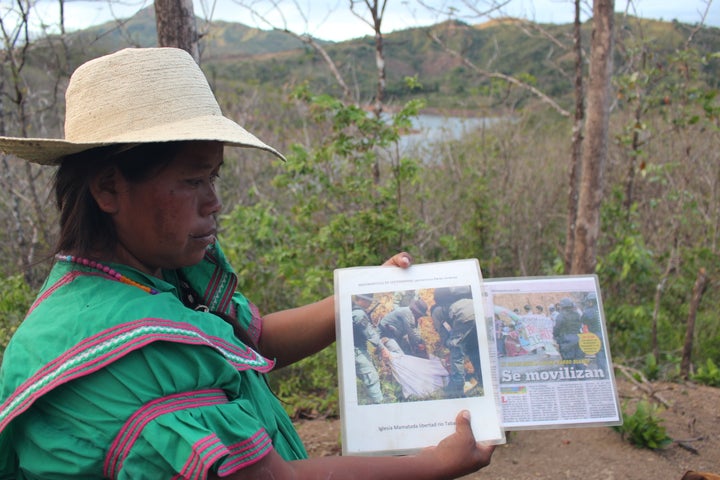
[563, 0, 584, 272]
[651, 242, 677, 362]
[293, 34, 354, 102]
[347, 0, 391, 184]
[154, 0, 199, 62]
[422, 1, 573, 116]
[215, 0, 402, 188]
[0, 0, 54, 286]
[570, 0, 614, 274]
[680, 268, 708, 379]
[228, 0, 355, 103]
[419, 1, 612, 273]
[427, 28, 571, 118]
[349, 0, 388, 118]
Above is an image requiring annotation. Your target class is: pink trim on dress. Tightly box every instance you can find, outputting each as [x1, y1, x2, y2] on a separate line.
[104, 389, 229, 478]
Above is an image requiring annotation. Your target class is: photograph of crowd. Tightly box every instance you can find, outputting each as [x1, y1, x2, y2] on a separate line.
[351, 286, 485, 406]
[492, 290, 607, 374]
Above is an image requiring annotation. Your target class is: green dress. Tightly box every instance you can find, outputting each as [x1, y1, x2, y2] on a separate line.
[0, 244, 307, 479]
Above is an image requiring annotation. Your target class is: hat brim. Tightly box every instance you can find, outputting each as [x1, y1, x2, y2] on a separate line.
[0, 114, 285, 165]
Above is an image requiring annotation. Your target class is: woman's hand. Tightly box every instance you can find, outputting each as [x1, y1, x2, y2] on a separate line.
[215, 409, 495, 480]
[215, 411, 495, 480]
[382, 252, 413, 269]
[417, 410, 496, 479]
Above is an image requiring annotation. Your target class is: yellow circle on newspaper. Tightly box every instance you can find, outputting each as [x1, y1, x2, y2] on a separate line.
[578, 332, 601, 355]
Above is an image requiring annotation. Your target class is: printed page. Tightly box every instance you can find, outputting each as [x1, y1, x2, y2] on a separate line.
[334, 259, 505, 456]
[483, 275, 622, 430]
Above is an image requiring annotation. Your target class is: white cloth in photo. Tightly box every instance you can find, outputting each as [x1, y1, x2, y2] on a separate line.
[387, 353, 449, 398]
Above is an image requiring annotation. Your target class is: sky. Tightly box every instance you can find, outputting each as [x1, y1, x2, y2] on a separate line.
[16, 0, 720, 42]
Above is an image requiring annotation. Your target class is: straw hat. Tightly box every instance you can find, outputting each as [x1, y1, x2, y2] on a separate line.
[0, 47, 284, 164]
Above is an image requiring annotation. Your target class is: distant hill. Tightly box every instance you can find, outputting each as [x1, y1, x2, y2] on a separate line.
[196, 15, 720, 111]
[73, 6, 309, 59]
[20, 7, 720, 113]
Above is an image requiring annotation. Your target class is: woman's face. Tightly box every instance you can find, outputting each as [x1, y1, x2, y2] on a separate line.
[109, 141, 223, 276]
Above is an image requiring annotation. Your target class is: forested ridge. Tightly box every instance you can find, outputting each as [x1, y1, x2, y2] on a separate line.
[1, 3, 719, 418]
[22, 7, 720, 109]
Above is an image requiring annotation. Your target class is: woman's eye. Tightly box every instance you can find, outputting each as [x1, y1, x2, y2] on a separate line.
[186, 174, 219, 187]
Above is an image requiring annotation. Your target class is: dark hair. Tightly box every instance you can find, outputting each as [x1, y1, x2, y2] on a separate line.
[53, 142, 184, 256]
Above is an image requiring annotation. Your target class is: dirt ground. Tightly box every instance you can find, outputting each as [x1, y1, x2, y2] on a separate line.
[294, 378, 720, 480]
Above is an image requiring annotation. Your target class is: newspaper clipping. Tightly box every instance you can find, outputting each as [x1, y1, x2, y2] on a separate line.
[483, 275, 621, 430]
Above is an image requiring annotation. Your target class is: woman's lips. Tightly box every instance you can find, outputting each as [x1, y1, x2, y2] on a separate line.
[190, 230, 217, 245]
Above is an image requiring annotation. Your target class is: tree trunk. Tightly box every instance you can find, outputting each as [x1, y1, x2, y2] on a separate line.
[370, 0, 387, 185]
[680, 268, 708, 379]
[652, 244, 677, 362]
[154, 0, 199, 63]
[350, 0, 387, 184]
[564, 0, 584, 273]
[570, 0, 614, 274]
[373, 28, 386, 118]
[356, 0, 387, 119]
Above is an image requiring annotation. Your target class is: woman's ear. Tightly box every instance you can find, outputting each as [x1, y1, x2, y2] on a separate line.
[89, 166, 121, 214]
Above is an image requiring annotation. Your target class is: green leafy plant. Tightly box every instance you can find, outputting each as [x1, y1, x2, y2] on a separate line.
[691, 359, 720, 387]
[268, 348, 339, 418]
[223, 89, 426, 418]
[643, 352, 660, 381]
[613, 399, 673, 450]
[0, 274, 35, 362]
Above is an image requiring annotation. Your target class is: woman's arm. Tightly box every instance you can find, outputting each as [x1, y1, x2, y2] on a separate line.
[258, 295, 335, 368]
[209, 410, 495, 480]
[258, 253, 412, 368]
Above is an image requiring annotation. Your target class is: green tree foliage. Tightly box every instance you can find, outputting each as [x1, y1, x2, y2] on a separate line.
[0, 275, 35, 362]
[596, 189, 659, 352]
[607, 31, 720, 372]
[221, 86, 424, 417]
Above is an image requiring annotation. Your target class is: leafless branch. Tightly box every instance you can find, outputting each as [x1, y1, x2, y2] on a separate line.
[685, 0, 713, 46]
[416, 0, 511, 22]
[428, 30, 571, 117]
[228, 0, 355, 103]
[281, 28, 354, 103]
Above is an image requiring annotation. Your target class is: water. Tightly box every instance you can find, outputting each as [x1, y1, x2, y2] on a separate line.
[398, 114, 499, 151]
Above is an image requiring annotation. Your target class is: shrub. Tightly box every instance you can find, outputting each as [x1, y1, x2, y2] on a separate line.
[642, 352, 660, 381]
[691, 359, 720, 387]
[613, 399, 673, 450]
[268, 347, 339, 418]
[223, 91, 426, 418]
[0, 274, 35, 362]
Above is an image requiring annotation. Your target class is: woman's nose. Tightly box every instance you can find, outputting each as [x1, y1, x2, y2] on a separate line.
[202, 184, 222, 216]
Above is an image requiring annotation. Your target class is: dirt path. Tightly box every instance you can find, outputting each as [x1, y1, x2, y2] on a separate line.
[294, 379, 720, 479]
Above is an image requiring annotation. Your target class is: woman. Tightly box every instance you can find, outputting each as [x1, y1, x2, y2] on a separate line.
[0, 48, 494, 479]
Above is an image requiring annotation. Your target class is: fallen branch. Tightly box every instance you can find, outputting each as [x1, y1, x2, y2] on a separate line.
[675, 438, 703, 455]
[615, 364, 672, 408]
